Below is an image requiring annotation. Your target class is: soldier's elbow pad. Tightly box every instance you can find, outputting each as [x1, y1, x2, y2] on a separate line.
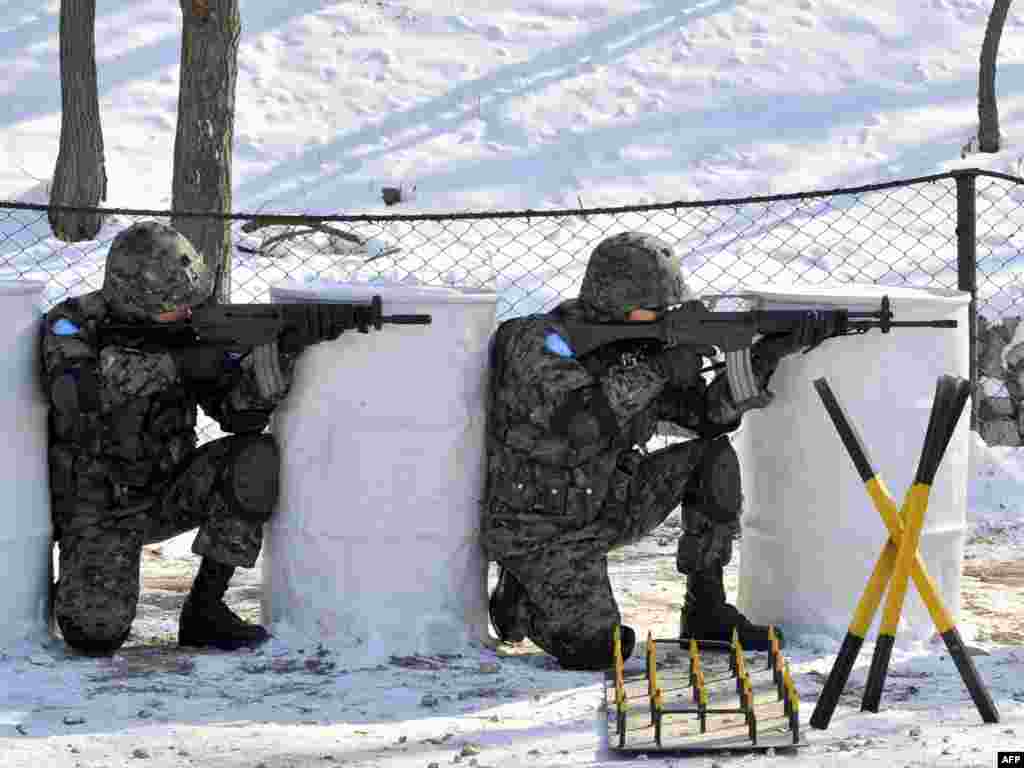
[50, 366, 100, 416]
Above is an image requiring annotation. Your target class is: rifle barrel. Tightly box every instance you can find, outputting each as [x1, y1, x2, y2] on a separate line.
[380, 314, 432, 324]
[848, 320, 957, 329]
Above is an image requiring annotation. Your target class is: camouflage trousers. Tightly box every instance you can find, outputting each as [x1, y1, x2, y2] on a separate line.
[675, 435, 744, 576]
[485, 439, 724, 664]
[54, 434, 276, 649]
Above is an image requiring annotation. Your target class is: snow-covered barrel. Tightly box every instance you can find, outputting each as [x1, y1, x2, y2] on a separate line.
[0, 281, 51, 649]
[734, 284, 971, 643]
[263, 280, 497, 661]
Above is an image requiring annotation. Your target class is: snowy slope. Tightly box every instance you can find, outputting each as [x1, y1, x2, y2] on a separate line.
[4, 0, 1024, 213]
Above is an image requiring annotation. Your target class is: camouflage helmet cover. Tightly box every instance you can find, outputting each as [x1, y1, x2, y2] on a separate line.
[578, 231, 689, 320]
[102, 221, 213, 320]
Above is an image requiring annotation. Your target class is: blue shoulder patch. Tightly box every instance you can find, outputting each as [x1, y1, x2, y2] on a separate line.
[544, 331, 574, 358]
[52, 318, 81, 336]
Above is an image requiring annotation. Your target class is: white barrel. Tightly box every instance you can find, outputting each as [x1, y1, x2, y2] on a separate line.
[734, 284, 971, 643]
[0, 281, 51, 649]
[264, 280, 497, 662]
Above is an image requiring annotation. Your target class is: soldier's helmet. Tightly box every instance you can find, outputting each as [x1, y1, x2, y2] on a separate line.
[578, 231, 689, 320]
[102, 221, 213, 320]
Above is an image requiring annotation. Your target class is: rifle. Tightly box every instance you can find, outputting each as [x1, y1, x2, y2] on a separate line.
[561, 295, 957, 408]
[98, 294, 431, 351]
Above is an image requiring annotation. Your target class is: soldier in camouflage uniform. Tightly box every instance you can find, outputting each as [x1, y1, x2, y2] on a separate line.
[483, 231, 825, 670]
[42, 221, 338, 655]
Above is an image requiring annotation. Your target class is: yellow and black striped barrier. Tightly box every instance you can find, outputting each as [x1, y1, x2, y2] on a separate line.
[809, 376, 999, 729]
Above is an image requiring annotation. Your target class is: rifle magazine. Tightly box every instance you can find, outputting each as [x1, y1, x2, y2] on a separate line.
[725, 349, 771, 410]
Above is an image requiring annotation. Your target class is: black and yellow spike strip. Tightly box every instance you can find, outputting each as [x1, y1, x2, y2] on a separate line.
[808, 376, 999, 728]
[670, 637, 735, 651]
[774, 649, 787, 701]
[613, 624, 627, 747]
[783, 666, 800, 744]
[687, 639, 710, 732]
[645, 632, 664, 730]
[688, 637, 699, 686]
[730, 627, 743, 678]
[693, 662, 707, 706]
[688, 638, 702, 698]
[653, 686, 665, 745]
[769, 626, 784, 696]
[697, 678, 709, 734]
[729, 628, 760, 743]
[742, 673, 757, 744]
[733, 645, 749, 696]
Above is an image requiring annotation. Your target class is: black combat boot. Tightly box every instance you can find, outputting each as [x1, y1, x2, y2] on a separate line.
[680, 564, 783, 651]
[489, 565, 527, 643]
[179, 558, 270, 650]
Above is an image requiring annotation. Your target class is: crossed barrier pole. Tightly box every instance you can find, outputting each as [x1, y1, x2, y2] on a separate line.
[809, 375, 999, 729]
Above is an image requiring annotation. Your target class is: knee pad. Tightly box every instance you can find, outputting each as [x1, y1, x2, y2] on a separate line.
[54, 576, 134, 655]
[55, 534, 139, 654]
[684, 436, 742, 526]
[57, 610, 131, 655]
[556, 625, 636, 671]
[223, 434, 280, 523]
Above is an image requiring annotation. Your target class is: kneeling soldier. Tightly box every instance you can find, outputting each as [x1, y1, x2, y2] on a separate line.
[43, 221, 339, 654]
[482, 232, 820, 669]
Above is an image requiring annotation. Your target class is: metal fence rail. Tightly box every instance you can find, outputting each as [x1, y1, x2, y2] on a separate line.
[4, 168, 1024, 442]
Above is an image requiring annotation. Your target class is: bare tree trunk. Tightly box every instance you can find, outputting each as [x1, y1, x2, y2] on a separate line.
[49, 0, 106, 242]
[979, 0, 1012, 153]
[171, 0, 240, 302]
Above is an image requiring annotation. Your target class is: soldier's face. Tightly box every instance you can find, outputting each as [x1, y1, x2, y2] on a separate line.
[626, 308, 659, 322]
[153, 306, 192, 323]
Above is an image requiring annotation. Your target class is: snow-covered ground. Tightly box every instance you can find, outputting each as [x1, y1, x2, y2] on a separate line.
[0, 430, 1021, 768]
[2, 0, 1024, 765]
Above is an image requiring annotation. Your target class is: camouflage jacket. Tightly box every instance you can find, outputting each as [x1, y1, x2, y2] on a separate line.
[483, 300, 750, 531]
[40, 291, 296, 536]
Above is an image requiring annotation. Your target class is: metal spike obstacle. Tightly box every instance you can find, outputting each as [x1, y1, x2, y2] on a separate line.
[606, 627, 806, 753]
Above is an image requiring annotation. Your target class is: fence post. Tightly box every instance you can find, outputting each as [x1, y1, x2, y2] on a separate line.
[955, 171, 978, 431]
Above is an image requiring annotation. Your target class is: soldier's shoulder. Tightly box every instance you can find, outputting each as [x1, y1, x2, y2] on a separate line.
[493, 312, 562, 350]
[42, 292, 108, 355]
[495, 311, 545, 334]
[45, 290, 108, 325]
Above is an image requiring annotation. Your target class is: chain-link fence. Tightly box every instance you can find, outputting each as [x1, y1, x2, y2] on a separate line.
[4, 168, 1024, 443]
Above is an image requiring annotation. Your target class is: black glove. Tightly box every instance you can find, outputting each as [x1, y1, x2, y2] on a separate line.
[279, 305, 349, 355]
[176, 346, 231, 383]
[649, 345, 709, 389]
